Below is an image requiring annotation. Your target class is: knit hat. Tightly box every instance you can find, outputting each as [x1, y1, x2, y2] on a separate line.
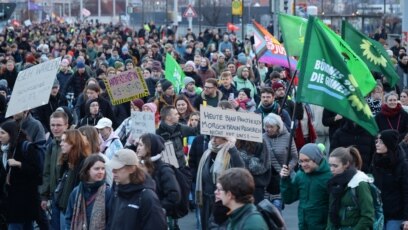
[299, 143, 324, 164]
[1, 121, 19, 146]
[151, 61, 162, 71]
[184, 61, 196, 71]
[272, 82, 285, 91]
[237, 52, 247, 65]
[379, 129, 400, 152]
[0, 79, 8, 93]
[125, 59, 133, 65]
[53, 78, 60, 87]
[122, 46, 129, 53]
[184, 76, 195, 86]
[76, 61, 85, 69]
[148, 133, 165, 157]
[142, 103, 157, 114]
[114, 61, 124, 70]
[161, 79, 173, 92]
[131, 99, 144, 111]
[239, 88, 251, 99]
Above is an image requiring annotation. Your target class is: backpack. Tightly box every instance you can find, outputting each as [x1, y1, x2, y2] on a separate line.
[238, 199, 286, 230]
[158, 164, 192, 219]
[350, 183, 384, 230]
[22, 140, 46, 185]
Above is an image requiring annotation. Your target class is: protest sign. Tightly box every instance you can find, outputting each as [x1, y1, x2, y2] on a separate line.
[200, 106, 263, 142]
[162, 141, 179, 168]
[130, 112, 155, 141]
[104, 68, 149, 105]
[6, 58, 61, 118]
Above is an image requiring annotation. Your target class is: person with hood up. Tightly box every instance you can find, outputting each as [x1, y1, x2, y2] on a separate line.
[136, 133, 182, 230]
[78, 98, 104, 127]
[233, 65, 258, 99]
[106, 149, 167, 230]
[95, 118, 123, 160]
[280, 143, 332, 230]
[372, 130, 408, 230]
[183, 60, 203, 88]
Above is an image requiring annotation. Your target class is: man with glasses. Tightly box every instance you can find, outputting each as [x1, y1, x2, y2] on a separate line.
[193, 78, 223, 110]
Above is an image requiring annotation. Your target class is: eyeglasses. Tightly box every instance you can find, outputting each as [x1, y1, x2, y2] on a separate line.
[298, 159, 312, 164]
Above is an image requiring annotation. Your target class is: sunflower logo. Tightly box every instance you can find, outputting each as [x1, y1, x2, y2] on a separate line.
[360, 39, 387, 67]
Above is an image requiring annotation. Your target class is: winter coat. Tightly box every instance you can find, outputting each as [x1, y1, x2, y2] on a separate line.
[21, 113, 46, 143]
[375, 106, 408, 141]
[372, 149, 408, 221]
[56, 69, 74, 96]
[0, 68, 17, 91]
[156, 122, 198, 167]
[193, 90, 223, 110]
[100, 132, 123, 160]
[78, 96, 117, 128]
[226, 203, 268, 230]
[322, 109, 344, 140]
[330, 121, 376, 173]
[280, 158, 332, 230]
[327, 171, 375, 230]
[254, 103, 292, 132]
[188, 135, 209, 182]
[152, 160, 181, 216]
[3, 141, 42, 223]
[40, 139, 63, 201]
[107, 176, 167, 230]
[233, 76, 258, 99]
[64, 71, 90, 98]
[197, 68, 216, 83]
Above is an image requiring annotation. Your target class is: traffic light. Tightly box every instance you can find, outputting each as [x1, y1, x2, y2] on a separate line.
[283, 0, 289, 12]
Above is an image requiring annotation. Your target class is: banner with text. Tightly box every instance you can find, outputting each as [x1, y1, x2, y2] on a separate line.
[104, 68, 149, 105]
[200, 106, 262, 143]
[130, 112, 156, 141]
[6, 58, 61, 117]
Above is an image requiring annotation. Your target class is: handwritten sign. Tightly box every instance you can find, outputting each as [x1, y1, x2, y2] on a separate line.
[6, 58, 61, 117]
[104, 67, 149, 105]
[200, 105, 263, 143]
[130, 112, 155, 140]
[162, 141, 180, 168]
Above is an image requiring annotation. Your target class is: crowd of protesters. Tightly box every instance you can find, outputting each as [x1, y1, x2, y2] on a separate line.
[0, 18, 406, 230]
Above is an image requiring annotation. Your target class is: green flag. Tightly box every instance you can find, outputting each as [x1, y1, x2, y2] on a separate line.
[342, 20, 399, 87]
[278, 13, 307, 57]
[297, 16, 379, 136]
[314, 20, 376, 97]
[165, 53, 185, 93]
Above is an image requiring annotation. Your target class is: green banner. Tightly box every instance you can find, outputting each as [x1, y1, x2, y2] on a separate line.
[297, 16, 379, 136]
[278, 13, 307, 57]
[342, 20, 399, 87]
[165, 53, 185, 93]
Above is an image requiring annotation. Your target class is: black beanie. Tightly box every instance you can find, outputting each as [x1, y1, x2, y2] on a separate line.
[240, 88, 251, 99]
[161, 80, 173, 92]
[149, 133, 165, 156]
[1, 121, 19, 146]
[379, 129, 399, 152]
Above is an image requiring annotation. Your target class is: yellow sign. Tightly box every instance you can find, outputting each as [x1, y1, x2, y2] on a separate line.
[232, 0, 242, 16]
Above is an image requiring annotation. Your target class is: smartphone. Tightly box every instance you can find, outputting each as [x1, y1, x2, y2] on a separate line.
[229, 93, 234, 100]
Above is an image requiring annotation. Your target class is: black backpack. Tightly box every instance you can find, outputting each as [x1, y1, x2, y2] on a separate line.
[158, 164, 192, 219]
[22, 140, 46, 185]
[238, 199, 286, 230]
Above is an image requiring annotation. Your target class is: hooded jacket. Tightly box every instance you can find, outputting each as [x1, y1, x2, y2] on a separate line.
[233, 66, 257, 99]
[107, 175, 167, 230]
[280, 158, 332, 230]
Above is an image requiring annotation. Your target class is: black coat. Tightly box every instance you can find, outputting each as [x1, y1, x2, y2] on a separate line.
[107, 176, 167, 230]
[188, 135, 209, 182]
[3, 142, 42, 223]
[330, 121, 376, 173]
[372, 150, 408, 221]
[375, 108, 408, 142]
[0, 69, 17, 91]
[322, 109, 344, 140]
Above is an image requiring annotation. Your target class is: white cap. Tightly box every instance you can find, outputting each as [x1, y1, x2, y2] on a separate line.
[95, 117, 112, 129]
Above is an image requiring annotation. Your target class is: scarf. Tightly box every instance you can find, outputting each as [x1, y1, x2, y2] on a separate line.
[236, 98, 251, 110]
[381, 103, 402, 117]
[71, 181, 106, 230]
[195, 137, 235, 206]
[327, 168, 357, 228]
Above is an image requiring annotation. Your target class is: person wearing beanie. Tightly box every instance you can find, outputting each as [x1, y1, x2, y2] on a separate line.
[64, 60, 91, 98]
[0, 120, 43, 229]
[154, 80, 176, 116]
[114, 61, 125, 72]
[183, 60, 203, 88]
[180, 77, 199, 105]
[124, 59, 134, 71]
[372, 129, 408, 229]
[234, 88, 256, 112]
[281, 142, 331, 230]
[142, 102, 160, 128]
[136, 133, 182, 230]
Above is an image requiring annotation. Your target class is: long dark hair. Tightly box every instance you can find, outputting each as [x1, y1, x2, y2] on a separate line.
[139, 133, 155, 175]
[79, 154, 105, 182]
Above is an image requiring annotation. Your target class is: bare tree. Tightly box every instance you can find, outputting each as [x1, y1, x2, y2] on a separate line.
[201, 0, 223, 27]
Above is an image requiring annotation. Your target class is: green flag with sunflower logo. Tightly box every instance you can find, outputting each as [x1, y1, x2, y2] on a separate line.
[297, 16, 379, 136]
[278, 13, 307, 57]
[342, 20, 399, 87]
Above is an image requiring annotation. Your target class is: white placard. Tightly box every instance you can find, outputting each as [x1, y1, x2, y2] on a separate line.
[130, 112, 155, 140]
[200, 105, 263, 143]
[6, 58, 61, 118]
[24, 20, 32, 27]
[162, 141, 179, 168]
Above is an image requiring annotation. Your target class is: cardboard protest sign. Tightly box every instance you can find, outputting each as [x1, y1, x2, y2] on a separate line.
[200, 105, 263, 143]
[104, 68, 149, 105]
[162, 141, 180, 168]
[6, 58, 61, 118]
[130, 112, 155, 141]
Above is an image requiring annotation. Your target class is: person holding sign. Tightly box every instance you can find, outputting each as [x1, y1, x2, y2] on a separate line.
[195, 135, 244, 230]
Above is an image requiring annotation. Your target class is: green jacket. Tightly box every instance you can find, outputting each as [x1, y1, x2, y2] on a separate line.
[327, 171, 374, 230]
[40, 139, 62, 200]
[227, 203, 268, 230]
[280, 158, 332, 230]
[233, 76, 258, 98]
